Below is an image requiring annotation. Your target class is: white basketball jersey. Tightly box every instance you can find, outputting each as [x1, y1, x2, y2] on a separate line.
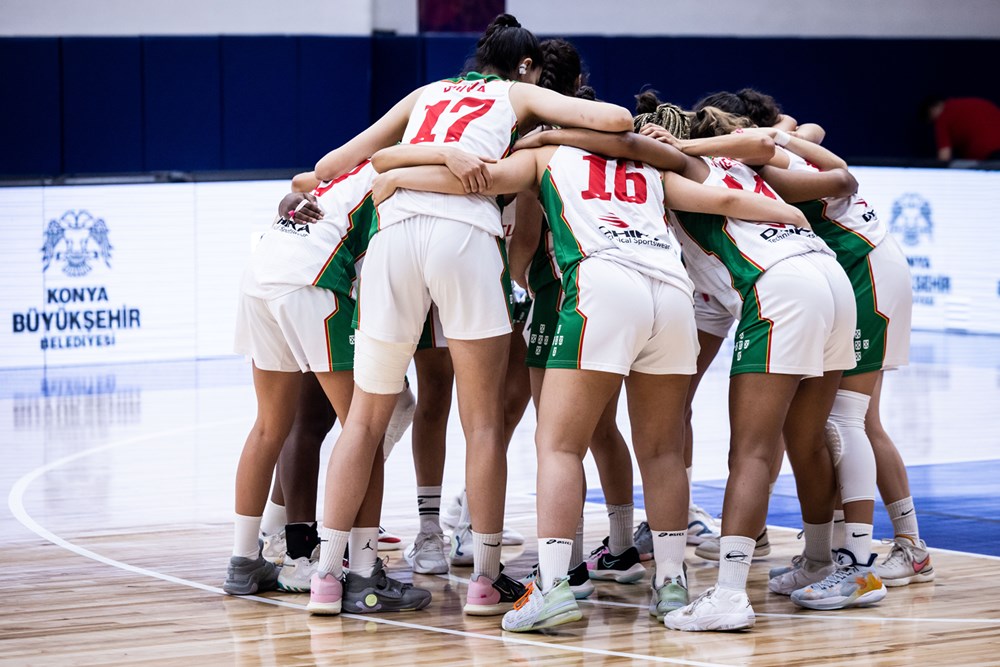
[782, 148, 886, 253]
[669, 156, 833, 317]
[244, 161, 376, 300]
[539, 145, 692, 296]
[376, 73, 519, 236]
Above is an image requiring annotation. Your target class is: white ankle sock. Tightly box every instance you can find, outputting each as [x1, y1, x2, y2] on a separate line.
[260, 500, 286, 536]
[233, 514, 263, 559]
[886, 496, 919, 543]
[651, 529, 686, 586]
[842, 522, 873, 566]
[317, 526, 350, 578]
[349, 527, 380, 577]
[473, 531, 502, 581]
[717, 535, 756, 591]
[537, 537, 573, 593]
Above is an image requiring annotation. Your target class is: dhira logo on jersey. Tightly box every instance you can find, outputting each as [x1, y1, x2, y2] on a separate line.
[41, 210, 113, 277]
[598, 213, 629, 228]
[273, 216, 312, 237]
[888, 193, 933, 247]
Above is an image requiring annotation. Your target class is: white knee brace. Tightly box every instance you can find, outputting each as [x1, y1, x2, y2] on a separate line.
[353, 330, 416, 396]
[825, 389, 876, 503]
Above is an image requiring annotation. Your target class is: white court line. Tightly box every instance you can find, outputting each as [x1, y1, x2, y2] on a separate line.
[443, 573, 1000, 626]
[7, 425, 730, 667]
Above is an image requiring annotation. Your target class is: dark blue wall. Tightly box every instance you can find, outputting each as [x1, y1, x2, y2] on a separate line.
[3, 34, 998, 177]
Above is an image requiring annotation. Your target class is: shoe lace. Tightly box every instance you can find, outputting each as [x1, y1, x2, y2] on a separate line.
[512, 582, 534, 611]
[812, 565, 857, 591]
[880, 541, 909, 568]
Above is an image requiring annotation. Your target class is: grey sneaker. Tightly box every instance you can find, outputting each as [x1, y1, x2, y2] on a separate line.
[224, 554, 279, 595]
[343, 559, 432, 613]
[649, 563, 689, 620]
[633, 522, 653, 562]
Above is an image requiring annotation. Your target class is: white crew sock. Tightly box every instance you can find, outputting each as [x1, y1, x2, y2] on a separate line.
[886, 496, 920, 543]
[233, 514, 263, 559]
[571, 515, 585, 566]
[717, 535, 756, 591]
[802, 520, 834, 564]
[537, 537, 573, 593]
[473, 531, 502, 581]
[651, 529, 686, 587]
[260, 499, 287, 536]
[832, 509, 846, 550]
[417, 485, 442, 535]
[843, 522, 873, 567]
[607, 502, 634, 555]
[349, 526, 380, 577]
[317, 526, 351, 578]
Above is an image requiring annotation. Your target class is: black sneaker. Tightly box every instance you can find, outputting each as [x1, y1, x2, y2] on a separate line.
[520, 561, 596, 599]
[343, 559, 432, 613]
[589, 545, 647, 583]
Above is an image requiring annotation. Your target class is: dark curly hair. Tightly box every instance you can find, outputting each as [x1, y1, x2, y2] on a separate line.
[694, 88, 782, 128]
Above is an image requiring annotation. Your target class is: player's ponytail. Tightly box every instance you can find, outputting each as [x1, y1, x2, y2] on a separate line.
[538, 38, 584, 97]
[689, 106, 755, 139]
[632, 90, 692, 139]
[473, 14, 542, 80]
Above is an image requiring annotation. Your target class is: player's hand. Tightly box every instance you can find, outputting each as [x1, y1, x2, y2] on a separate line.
[277, 192, 323, 223]
[371, 172, 398, 205]
[443, 150, 496, 193]
[639, 123, 681, 147]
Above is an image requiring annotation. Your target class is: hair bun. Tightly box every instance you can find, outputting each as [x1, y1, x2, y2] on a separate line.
[634, 90, 662, 114]
[491, 13, 521, 29]
[575, 85, 597, 101]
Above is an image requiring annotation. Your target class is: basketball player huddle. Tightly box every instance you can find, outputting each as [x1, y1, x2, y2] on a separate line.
[223, 14, 934, 634]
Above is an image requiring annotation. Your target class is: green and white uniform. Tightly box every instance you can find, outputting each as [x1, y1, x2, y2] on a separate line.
[538, 145, 698, 375]
[358, 73, 516, 350]
[235, 161, 375, 372]
[524, 218, 563, 368]
[783, 149, 912, 375]
[670, 156, 856, 377]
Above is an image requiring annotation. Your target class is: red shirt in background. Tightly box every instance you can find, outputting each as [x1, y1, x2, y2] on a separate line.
[935, 98, 1000, 160]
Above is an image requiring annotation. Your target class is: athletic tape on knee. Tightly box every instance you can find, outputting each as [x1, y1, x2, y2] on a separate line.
[353, 330, 414, 395]
[826, 389, 876, 503]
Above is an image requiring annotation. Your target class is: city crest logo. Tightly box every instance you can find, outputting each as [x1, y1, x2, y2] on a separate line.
[41, 210, 113, 277]
[888, 193, 933, 247]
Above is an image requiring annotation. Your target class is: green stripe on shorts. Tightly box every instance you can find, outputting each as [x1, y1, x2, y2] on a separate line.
[731, 284, 773, 375]
[526, 282, 560, 368]
[546, 262, 587, 370]
[326, 294, 356, 372]
[843, 254, 889, 377]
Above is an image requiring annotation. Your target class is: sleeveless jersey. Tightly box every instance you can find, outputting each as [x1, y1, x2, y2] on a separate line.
[782, 148, 886, 265]
[538, 145, 692, 295]
[376, 72, 519, 237]
[244, 161, 376, 300]
[670, 156, 833, 317]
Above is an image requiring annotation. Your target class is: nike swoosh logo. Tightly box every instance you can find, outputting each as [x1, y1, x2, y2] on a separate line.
[724, 551, 748, 562]
[913, 558, 932, 573]
[483, 542, 501, 548]
[851, 532, 870, 538]
[901, 508, 914, 516]
[602, 558, 621, 567]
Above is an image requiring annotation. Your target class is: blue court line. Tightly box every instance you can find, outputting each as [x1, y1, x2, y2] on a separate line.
[587, 459, 1000, 557]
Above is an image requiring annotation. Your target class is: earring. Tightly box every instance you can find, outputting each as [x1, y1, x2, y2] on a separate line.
[518, 64, 527, 75]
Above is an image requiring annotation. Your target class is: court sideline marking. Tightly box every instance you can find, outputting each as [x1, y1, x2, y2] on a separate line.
[7, 423, 730, 667]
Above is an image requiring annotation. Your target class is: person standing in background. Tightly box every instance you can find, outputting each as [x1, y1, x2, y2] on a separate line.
[923, 96, 1000, 161]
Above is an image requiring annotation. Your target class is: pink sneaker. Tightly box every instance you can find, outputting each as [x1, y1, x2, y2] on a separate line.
[463, 571, 527, 616]
[307, 571, 343, 615]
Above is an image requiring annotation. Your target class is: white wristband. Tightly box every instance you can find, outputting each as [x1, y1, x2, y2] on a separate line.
[773, 130, 792, 147]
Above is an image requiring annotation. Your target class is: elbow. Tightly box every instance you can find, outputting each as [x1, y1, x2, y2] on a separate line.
[369, 149, 391, 174]
[756, 136, 776, 162]
[835, 169, 858, 197]
[607, 106, 635, 132]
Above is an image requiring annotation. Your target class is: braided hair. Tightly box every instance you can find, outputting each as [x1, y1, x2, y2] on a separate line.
[632, 89, 692, 139]
[538, 38, 583, 96]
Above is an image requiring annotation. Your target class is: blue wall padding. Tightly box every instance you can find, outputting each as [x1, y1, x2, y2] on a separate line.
[61, 38, 144, 173]
[143, 37, 223, 171]
[0, 38, 62, 176]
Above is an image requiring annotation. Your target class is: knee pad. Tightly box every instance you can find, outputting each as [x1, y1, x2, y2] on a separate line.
[825, 389, 876, 503]
[353, 330, 416, 396]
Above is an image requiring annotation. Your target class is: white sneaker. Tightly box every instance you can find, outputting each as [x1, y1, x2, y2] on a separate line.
[277, 555, 317, 593]
[695, 529, 770, 561]
[768, 555, 836, 595]
[687, 504, 720, 545]
[261, 531, 286, 565]
[378, 526, 403, 551]
[501, 579, 582, 632]
[502, 526, 525, 546]
[449, 523, 474, 566]
[384, 385, 416, 456]
[663, 586, 755, 632]
[404, 531, 449, 574]
[876, 537, 935, 587]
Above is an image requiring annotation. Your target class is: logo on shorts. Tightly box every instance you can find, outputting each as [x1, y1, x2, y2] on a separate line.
[888, 193, 933, 247]
[41, 210, 113, 277]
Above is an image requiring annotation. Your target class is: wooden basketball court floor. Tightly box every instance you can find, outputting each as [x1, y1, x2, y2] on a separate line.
[3, 330, 1000, 666]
